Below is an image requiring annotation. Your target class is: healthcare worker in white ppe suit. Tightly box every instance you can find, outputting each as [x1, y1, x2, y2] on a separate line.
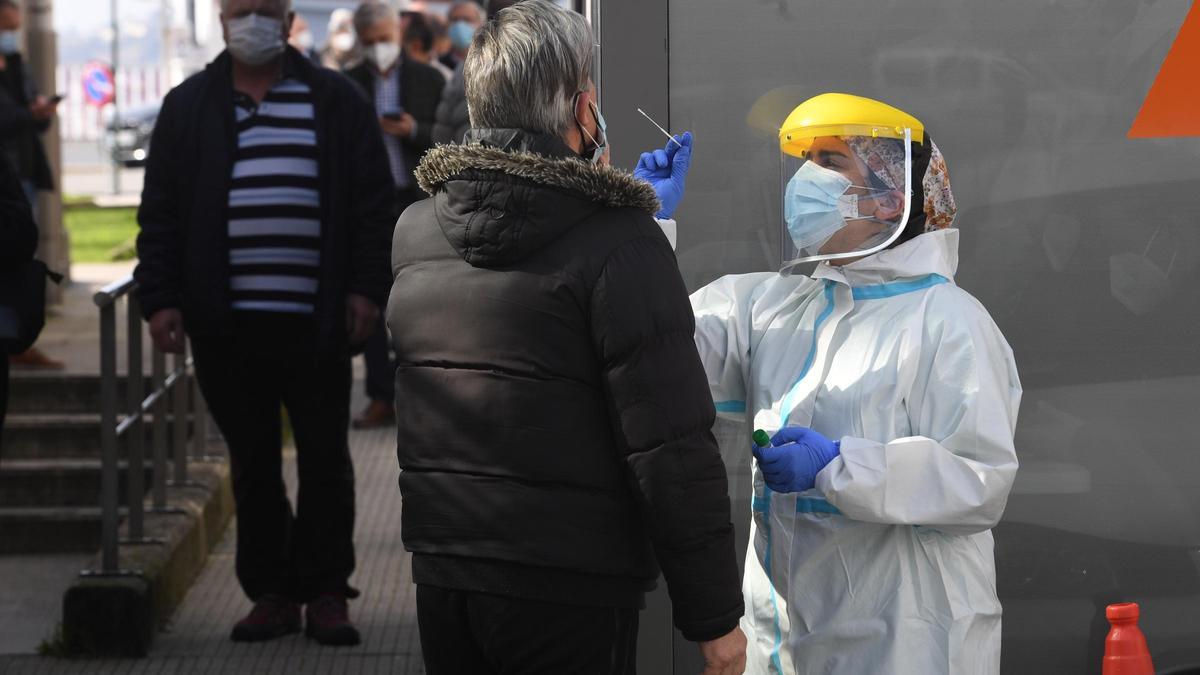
[643, 93, 1022, 673]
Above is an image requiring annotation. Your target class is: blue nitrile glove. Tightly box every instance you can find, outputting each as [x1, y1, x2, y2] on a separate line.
[751, 426, 841, 494]
[634, 131, 693, 220]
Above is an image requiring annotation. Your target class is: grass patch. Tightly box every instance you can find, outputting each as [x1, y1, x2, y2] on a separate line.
[36, 622, 69, 657]
[64, 205, 139, 263]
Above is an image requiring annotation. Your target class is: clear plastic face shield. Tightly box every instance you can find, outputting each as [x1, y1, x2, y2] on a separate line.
[779, 129, 912, 272]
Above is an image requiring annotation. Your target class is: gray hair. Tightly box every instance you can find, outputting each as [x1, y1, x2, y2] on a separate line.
[219, 0, 293, 15]
[352, 1, 396, 37]
[464, 0, 593, 137]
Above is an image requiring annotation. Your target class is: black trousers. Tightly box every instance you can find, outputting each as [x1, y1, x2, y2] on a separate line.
[362, 185, 424, 404]
[416, 585, 639, 675]
[191, 315, 356, 603]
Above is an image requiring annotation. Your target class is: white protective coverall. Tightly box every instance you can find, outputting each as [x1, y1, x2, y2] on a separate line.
[690, 228, 1021, 674]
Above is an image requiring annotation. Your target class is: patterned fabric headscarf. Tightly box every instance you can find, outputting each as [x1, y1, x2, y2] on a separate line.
[844, 135, 957, 232]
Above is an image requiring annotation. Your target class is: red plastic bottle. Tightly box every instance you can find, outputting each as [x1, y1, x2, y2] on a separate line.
[1103, 602, 1155, 675]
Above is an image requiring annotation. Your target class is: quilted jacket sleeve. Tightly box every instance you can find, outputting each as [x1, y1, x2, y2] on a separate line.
[589, 228, 743, 642]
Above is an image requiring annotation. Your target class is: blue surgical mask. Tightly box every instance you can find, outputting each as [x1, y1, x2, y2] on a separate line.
[574, 94, 607, 164]
[784, 162, 885, 253]
[0, 31, 20, 54]
[448, 20, 475, 50]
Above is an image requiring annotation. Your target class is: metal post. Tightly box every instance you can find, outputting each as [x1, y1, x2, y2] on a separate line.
[109, 0, 120, 195]
[190, 359, 208, 459]
[125, 295, 145, 540]
[98, 305, 119, 573]
[151, 347, 167, 509]
[171, 348, 188, 485]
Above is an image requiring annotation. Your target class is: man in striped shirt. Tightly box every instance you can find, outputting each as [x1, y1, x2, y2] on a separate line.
[134, 0, 394, 648]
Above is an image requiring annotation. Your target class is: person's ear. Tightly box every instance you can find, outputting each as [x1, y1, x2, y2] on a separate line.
[573, 90, 591, 128]
[875, 190, 905, 221]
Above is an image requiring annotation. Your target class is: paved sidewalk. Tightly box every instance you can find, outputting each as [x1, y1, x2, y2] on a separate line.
[0, 398, 424, 674]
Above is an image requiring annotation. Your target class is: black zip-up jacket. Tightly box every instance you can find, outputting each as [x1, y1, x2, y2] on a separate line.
[0, 153, 36, 264]
[0, 52, 54, 191]
[133, 48, 394, 352]
[388, 130, 743, 642]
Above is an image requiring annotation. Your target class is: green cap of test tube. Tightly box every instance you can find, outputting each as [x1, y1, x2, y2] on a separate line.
[752, 429, 771, 448]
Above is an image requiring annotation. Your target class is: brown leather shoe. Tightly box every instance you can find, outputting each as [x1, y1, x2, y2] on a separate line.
[8, 347, 64, 370]
[352, 400, 394, 429]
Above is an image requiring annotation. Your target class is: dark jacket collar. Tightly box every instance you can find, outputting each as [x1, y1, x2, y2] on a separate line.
[207, 46, 322, 93]
[416, 129, 660, 214]
[415, 129, 661, 268]
[461, 128, 580, 161]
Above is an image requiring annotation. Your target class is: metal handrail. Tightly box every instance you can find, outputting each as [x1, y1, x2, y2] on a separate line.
[89, 274, 211, 575]
[93, 276, 138, 309]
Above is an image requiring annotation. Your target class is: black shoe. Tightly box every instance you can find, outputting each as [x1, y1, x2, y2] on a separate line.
[305, 593, 361, 646]
[231, 595, 302, 642]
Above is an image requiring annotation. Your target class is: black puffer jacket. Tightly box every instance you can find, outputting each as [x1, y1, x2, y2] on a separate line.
[388, 129, 743, 642]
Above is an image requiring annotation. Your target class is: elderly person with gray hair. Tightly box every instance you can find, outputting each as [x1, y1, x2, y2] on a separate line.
[387, 1, 746, 673]
[134, 0, 394, 647]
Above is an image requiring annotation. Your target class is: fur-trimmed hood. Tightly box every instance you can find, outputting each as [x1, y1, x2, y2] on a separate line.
[414, 131, 661, 267]
[416, 141, 660, 214]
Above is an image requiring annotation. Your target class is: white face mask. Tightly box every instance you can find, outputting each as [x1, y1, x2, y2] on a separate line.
[330, 31, 355, 53]
[365, 42, 400, 72]
[292, 29, 314, 51]
[226, 13, 285, 66]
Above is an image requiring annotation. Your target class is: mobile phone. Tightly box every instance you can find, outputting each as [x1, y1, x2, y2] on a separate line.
[48, 94, 64, 104]
[382, 112, 402, 121]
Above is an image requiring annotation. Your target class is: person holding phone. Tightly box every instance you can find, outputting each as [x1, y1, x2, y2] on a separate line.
[343, 2, 445, 429]
[0, 0, 63, 370]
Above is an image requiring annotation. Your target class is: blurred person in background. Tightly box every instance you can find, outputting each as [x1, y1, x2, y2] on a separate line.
[438, 0, 482, 72]
[134, 0, 394, 645]
[288, 13, 319, 62]
[319, 8, 360, 71]
[426, 12, 452, 68]
[344, 2, 445, 429]
[400, 9, 417, 33]
[0, 153, 37, 446]
[432, 0, 514, 145]
[403, 12, 452, 81]
[0, 0, 61, 370]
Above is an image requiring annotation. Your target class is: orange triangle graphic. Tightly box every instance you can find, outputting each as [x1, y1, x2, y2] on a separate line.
[1129, 1, 1200, 137]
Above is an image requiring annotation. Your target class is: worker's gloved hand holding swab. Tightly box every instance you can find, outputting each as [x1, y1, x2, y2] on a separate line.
[633, 109, 693, 220]
[751, 426, 841, 494]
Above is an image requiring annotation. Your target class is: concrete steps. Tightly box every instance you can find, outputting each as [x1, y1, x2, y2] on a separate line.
[1, 373, 194, 556]
[0, 459, 153, 508]
[5, 373, 159, 415]
[0, 413, 191, 460]
[0, 506, 108, 553]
